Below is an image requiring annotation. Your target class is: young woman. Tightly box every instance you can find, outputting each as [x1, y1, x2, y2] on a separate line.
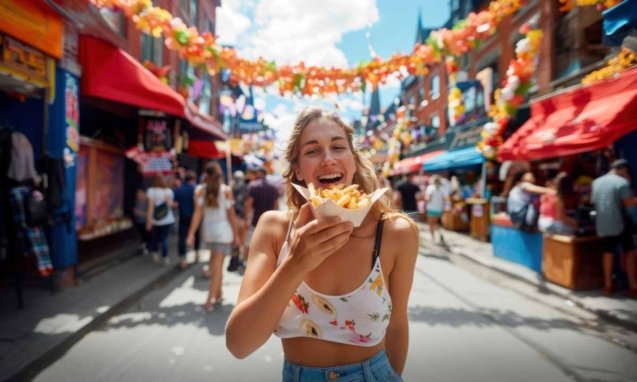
[539, 172, 578, 235]
[506, 171, 554, 229]
[187, 162, 240, 312]
[424, 174, 445, 243]
[225, 108, 419, 381]
[146, 175, 175, 265]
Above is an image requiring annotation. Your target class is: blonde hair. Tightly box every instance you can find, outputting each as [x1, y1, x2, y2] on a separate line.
[152, 174, 167, 189]
[204, 161, 223, 208]
[283, 108, 396, 222]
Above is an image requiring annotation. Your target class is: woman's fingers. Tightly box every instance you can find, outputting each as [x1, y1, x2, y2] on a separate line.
[312, 221, 353, 244]
[294, 203, 314, 228]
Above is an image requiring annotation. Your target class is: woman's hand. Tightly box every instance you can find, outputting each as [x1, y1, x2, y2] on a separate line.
[146, 222, 153, 232]
[286, 204, 354, 273]
[186, 233, 195, 247]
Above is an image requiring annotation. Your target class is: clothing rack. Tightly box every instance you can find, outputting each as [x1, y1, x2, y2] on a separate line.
[0, 124, 54, 309]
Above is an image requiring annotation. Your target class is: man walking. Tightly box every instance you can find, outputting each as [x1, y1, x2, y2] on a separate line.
[244, 166, 279, 266]
[591, 159, 637, 296]
[174, 170, 200, 269]
[394, 175, 421, 214]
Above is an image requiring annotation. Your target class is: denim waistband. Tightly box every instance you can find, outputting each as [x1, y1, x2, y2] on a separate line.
[282, 349, 402, 382]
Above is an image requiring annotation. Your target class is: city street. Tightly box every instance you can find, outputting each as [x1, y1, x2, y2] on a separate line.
[31, 238, 637, 382]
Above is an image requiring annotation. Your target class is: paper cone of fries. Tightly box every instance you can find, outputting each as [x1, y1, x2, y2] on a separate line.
[292, 183, 388, 227]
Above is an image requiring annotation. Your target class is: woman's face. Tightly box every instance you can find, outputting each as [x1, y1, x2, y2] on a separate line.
[295, 118, 356, 189]
[522, 172, 536, 184]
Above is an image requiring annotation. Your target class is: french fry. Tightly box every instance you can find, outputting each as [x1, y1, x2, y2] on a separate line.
[307, 183, 372, 210]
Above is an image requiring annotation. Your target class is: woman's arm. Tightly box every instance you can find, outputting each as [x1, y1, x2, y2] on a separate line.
[225, 187, 241, 247]
[385, 217, 419, 374]
[225, 206, 353, 359]
[146, 191, 154, 231]
[522, 182, 555, 195]
[187, 188, 204, 245]
[555, 197, 577, 228]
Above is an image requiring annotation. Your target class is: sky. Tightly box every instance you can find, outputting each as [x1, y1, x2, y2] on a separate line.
[215, 0, 450, 145]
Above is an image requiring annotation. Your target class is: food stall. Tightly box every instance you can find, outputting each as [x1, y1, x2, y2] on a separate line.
[495, 67, 637, 285]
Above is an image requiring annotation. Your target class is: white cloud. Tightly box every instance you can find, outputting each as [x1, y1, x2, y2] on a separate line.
[218, 0, 378, 67]
[216, 4, 252, 46]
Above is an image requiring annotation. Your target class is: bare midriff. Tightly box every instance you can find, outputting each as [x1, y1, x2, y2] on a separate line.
[282, 337, 385, 367]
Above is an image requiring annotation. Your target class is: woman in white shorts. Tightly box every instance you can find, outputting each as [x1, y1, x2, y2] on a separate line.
[188, 162, 240, 311]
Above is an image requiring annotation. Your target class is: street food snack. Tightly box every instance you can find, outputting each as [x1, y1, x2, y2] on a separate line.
[292, 183, 388, 227]
[307, 183, 371, 210]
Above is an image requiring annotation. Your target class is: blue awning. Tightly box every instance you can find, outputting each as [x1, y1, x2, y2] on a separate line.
[423, 146, 485, 172]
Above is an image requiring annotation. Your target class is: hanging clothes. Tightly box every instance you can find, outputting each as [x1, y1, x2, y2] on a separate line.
[9, 186, 53, 277]
[7, 132, 40, 183]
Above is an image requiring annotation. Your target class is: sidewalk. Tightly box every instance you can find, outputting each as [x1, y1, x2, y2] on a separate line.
[0, 238, 185, 381]
[417, 222, 637, 331]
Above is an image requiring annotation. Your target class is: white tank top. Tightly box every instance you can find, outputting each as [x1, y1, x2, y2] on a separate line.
[274, 215, 392, 347]
[197, 184, 233, 244]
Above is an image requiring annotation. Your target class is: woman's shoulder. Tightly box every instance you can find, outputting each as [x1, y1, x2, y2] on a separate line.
[383, 212, 419, 241]
[258, 210, 291, 228]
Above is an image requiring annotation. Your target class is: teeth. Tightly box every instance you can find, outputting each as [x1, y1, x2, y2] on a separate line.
[319, 173, 342, 180]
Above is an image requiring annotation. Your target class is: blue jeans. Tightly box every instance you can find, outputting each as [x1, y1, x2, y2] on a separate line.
[150, 224, 172, 258]
[282, 350, 402, 382]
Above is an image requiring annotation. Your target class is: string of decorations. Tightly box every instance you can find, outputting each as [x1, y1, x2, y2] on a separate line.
[90, 0, 527, 96]
[581, 47, 637, 85]
[557, 0, 621, 11]
[477, 26, 543, 160]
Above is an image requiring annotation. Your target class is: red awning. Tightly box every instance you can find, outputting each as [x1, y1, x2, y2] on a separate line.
[187, 140, 224, 159]
[79, 35, 186, 117]
[391, 150, 444, 176]
[498, 67, 637, 161]
[185, 103, 227, 140]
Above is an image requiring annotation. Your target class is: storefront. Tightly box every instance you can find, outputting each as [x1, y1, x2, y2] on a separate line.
[493, 67, 637, 286]
[0, 0, 79, 293]
[423, 119, 490, 237]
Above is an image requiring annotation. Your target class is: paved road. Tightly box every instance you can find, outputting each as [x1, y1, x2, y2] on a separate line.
[34, 240, 637, 382]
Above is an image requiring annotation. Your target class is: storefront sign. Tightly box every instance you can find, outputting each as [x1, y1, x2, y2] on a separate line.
[0, 0, 63, 59]
[126, 146, 174, 176]
[64, 73, 80, 167]
[446, 118, 488, 150]
[144, 118, 172, 152]
[0, 35, 48, 85]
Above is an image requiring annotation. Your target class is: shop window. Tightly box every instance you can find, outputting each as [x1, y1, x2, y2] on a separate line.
[418, 86, 425, 105]
[99, 9, 126, 37]
[190, 0, 198, 23]
[181, 0, 188, 14]
[430, 114, 440, 138]
[141, 35, 163, 66]
[431, 74, 440, 99]
[554, 9, 610, 81]
[198, 73, 212, 114]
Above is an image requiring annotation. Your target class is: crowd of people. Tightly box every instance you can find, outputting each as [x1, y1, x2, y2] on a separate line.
[132, 162, 281, 312]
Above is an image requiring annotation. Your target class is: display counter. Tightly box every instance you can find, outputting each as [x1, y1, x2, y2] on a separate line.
[441, 201, 469, 231]
[466, 198, 489, 242]
[542, 234, 605, 290]
[491, 213, 543, 273]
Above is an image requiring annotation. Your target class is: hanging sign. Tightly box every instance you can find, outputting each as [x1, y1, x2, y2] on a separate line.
[144, 118, 172, 152]
[0, 34, 49, 87]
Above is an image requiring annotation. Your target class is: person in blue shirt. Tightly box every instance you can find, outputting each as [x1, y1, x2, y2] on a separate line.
[174, 170, 200, 269]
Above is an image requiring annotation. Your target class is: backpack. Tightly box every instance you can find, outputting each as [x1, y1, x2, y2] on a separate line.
[25, 189, 48, 227]
[509, 202, 539, 231]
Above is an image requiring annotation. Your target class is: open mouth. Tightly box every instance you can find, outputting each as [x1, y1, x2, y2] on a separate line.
[317, 173, 344, 187]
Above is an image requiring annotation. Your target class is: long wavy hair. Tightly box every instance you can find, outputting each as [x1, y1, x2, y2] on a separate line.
[203, 161, 223, 208]
[283, 108, 399, 223]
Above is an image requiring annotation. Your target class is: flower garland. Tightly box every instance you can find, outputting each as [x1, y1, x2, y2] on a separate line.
[90, 0, 527, 96]
[477, 26, 543, 160]
[558, 0, 621, 11]
[581, 48, 637, 85]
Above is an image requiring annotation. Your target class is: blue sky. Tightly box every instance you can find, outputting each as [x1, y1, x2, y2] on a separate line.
[216, 0, 450, 140]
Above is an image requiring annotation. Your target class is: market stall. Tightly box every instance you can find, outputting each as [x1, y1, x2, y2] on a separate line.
[494, 67, 637, 283]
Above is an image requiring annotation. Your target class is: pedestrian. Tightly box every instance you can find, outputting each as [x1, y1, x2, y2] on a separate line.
[133, 188, 150, 255]
[591, 159, 637, 296]
[505, 171, 554, 230]
[394, 174, 420, 215]
[243, 165, 279, 266]
[228, 170, 249, 272]
[538, 172, 578, 235]
[187, 162, 240, 312]
[424, 174, 446, 243]
[174, 170, 200, 269]
[146, 174, 175, 266]
[225, 107, 418, 381]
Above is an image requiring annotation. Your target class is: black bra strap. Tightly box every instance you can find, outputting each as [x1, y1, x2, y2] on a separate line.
[371, 214, 385, 270]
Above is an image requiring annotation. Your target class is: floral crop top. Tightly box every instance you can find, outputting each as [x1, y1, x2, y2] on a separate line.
[274, 216, 392, 347]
